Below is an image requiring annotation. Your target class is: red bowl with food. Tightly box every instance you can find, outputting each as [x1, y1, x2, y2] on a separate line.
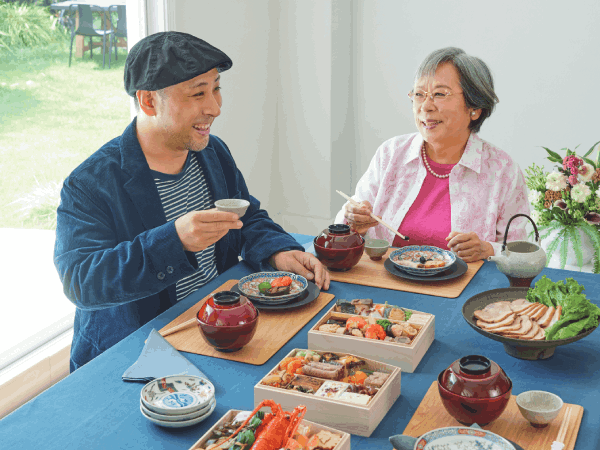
[196, 291, 259, 352]
[437, 355, 512, 426]
[313, 224, 365, 271]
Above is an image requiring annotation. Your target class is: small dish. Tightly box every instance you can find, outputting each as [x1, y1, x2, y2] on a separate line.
[516, 390, 563, 428]
[238, 272, 308, 303]
[140, 397, 215, 422]
[141, 375, 215, 416]
[364, 239, 390, 261]
[140, 397, 217, 428]
[389, 245, 456, 276]
[214, 199, 250, 217]
[414, 426, 515, 450]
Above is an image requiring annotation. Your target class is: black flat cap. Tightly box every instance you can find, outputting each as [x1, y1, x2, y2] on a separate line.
[124, 31, 232, 97]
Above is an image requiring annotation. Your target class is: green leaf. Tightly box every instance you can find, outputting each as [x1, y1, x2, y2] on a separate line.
[578, 224, 600, 274]
[559, 227, 569, 269]
[582, 157, 597, 170]
[570, 227, 583, 270]
[583, 140, 600, 157]
[544, 228, 565, 266]
[542, 147, 564, 163]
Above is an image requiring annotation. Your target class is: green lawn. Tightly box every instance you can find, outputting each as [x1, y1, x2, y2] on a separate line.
[0, 36, 131, 229]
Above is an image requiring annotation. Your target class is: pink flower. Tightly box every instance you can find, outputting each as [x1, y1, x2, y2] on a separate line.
[568, 175, 578, 186]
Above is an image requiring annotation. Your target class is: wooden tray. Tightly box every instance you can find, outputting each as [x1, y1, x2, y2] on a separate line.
[159, 280, 334, 365]
[189, 409, 351, 450]
[254, 349, 401, 437]
[402, 381, 583, 450]
[308, 304, 434, 373]
[328, 250, 483, 298]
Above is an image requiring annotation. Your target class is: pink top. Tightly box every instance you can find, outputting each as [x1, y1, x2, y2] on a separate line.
[392, 157, 454, 248]
[334, 132, 530, 256]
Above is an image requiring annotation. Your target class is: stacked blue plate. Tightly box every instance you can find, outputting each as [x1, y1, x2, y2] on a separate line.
[139, 375, 216, 428]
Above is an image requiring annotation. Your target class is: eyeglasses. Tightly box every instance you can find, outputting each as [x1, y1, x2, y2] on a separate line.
[408, 88, 463, 104]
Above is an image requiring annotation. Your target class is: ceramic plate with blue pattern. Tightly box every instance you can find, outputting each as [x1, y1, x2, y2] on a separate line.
[140, 397, 217, 428]
[238, 271, 308, 304]
[140, 375, 215, 416]
[389, 245, 456, 277]
[415, 426, 515, 450]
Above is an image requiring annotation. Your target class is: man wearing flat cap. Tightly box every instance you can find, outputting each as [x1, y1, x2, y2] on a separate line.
[54, 32, 330, 372]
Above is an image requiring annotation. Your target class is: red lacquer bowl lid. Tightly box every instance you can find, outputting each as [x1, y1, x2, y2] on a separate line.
[197, 291, 258, 327]
[314, 224, 364, 250]
[439, 355, 512, 399]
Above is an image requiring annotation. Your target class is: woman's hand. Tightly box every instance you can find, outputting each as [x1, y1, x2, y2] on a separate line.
[445, 231, 494, 262]
[344, 200, 380, 235]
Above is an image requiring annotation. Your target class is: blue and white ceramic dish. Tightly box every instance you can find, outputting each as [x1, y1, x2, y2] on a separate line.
[140, 397, 215, 422]
[389, 246, 456, 277]
[238, 272, 308, 304]
[140, 375, 215, 416]
[140, 397, 217, 428]
[415, 426, 515, 450]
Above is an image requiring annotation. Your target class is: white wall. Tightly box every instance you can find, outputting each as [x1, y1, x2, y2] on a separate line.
[166, 0, 600, 236]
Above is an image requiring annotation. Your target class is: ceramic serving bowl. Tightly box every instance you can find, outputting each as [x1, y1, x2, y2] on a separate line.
[140, 375, 215, 416]
[237, 272, 308, 303]
[364, 239, 390, 261]
[196, 291, 259, 352]
[140, 396, 215, 422]
[389, 245, 456, 276]
[516, 390, 563, 428]
[313, 224, 365, 271]
[438, 355, 512, 426]
[140, 397, 217, 428]
[214, 199, 250, 217]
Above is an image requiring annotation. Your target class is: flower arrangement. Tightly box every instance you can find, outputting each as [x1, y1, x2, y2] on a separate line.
[525, 141, 600, 273]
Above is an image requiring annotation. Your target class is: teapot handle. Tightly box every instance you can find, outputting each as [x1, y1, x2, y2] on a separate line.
[501, 214, 539, 252]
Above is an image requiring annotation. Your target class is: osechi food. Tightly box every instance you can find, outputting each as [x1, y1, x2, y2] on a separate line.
[197, 401, 343, 450]
[474, 276, 600, 341]
[242, 276, 303, 297]
[393, 249, 448, 269]
[260, 350, 390, 406]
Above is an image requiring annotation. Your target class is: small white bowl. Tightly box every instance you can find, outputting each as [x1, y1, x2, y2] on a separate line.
[516, 390, 563, 428]
[140, 397, 216, 428]
[140, 375, 215, 416]
[140, 397, 215, 422]
[215, 199, 250, 217]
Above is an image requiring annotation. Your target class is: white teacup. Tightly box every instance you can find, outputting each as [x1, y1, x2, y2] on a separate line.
[214, 199, 250, 218]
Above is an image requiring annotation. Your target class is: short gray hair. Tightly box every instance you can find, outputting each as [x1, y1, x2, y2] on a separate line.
[414, 47, 499, 133]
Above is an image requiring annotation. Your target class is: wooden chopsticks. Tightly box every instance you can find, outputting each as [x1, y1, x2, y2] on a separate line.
[335, 190, 409, 241]
[554, 406, 573, 447]
[159, 318, 197, 338]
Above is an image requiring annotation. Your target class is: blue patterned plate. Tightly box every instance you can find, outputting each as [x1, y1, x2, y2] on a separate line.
[140, 375, 215, 416]
[238, 272, 308, 304]
[389, 246, 456, 276]
[140, 397, 217, 428]
[415, 426, 515, 450]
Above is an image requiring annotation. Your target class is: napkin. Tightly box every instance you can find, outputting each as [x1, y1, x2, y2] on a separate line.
[303, 241, 317, 257]
[122, 329, 208, 382]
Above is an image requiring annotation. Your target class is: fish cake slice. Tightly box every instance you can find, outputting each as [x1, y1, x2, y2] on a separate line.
[530, 304, 548, 322]
[539, 306, 556, 329]
[510, 299, 532, 313]
[474, 302, 514, 323]
[520, 320, 541, 340]
[532, 327, 546, 340]
[477, 313, 516, 330]
[499, 315, 532, 337]
[485, 316, 522, 334]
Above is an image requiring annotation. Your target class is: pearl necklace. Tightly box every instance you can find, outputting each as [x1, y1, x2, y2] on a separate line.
[422, 143, 450, 179]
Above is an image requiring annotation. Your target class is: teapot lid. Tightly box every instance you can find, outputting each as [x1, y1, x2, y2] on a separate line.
[440, 355, 512, 399]
[315, 224, 364, 249]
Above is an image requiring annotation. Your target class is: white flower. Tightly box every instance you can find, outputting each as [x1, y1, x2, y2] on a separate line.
[546, 172, 567, 191]
[579, 163, 595, 182]
[528, 190, 543, 203]
[596, 186, 600, 198]
[531, 210, 541, 223]
[571, 184, 592, 203]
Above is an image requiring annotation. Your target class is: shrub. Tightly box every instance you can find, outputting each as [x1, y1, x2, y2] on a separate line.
[0, 2, 67, 52]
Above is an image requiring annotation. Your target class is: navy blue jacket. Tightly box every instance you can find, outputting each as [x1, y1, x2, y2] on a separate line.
[54, 119, 303, 371]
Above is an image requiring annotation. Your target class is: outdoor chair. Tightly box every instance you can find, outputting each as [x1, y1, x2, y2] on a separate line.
[108, 5, 127, 69]
[68, 4, 113, 69]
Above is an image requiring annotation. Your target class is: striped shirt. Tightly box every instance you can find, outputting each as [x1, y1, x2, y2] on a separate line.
[153, 152, 218, 301]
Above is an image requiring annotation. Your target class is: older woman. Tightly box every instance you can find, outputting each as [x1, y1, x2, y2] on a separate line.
[335, 47, 530, 262]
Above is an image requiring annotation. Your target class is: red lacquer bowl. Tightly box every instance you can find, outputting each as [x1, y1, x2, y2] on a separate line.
[437, 355, 512, 426]
[196, 291, 259, 352]
[313, 224, 365, 271]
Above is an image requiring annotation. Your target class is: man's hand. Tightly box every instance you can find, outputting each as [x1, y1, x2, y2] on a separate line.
[445, 231, 494, 262]
[344, 200, 379, 235]
[269, 250, 330, 290]
[175, 209, 243, 252]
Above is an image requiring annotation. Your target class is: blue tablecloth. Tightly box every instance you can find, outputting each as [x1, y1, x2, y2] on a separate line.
[1, 233, 599, 450]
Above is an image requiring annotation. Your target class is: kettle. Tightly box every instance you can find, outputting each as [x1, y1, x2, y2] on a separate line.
[487, 214, 547, 287]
